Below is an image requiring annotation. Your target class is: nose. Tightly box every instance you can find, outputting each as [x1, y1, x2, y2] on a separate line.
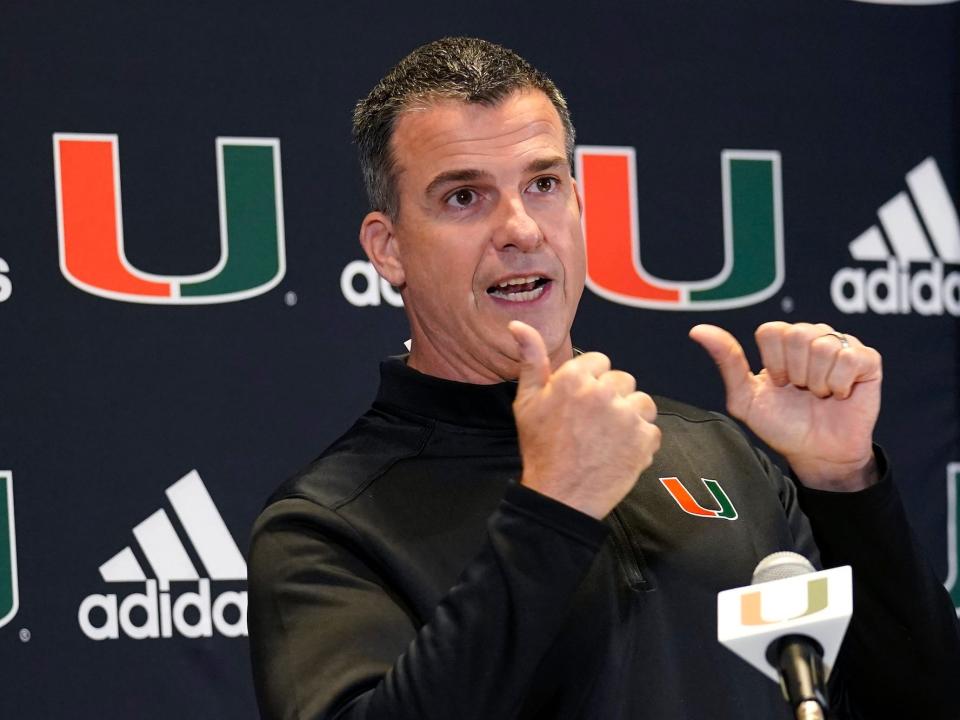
[491, 195, 543, 252]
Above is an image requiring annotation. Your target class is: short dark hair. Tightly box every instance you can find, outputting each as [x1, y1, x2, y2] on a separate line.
[352, 36, 575, 218]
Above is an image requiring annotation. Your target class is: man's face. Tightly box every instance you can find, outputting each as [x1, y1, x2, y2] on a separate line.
[367, 89, 585, 383]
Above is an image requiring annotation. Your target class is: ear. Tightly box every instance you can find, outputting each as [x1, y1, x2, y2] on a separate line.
[359, 211, 405, 287]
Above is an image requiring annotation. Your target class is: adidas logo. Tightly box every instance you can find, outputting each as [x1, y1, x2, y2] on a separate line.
[78, 470, 247, 641]
[831, 157, 960, 316]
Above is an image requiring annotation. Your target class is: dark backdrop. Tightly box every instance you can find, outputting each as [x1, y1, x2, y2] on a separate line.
[1, 1, 958, 716]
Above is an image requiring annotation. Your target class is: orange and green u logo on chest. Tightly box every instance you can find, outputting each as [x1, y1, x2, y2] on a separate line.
[660, 476, 738, 520]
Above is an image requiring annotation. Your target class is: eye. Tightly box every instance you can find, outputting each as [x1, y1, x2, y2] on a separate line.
[530, 176, 559, 193]
[446, 188, 477, 208]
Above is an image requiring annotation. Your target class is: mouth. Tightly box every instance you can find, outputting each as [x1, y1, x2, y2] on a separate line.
[486, 275, 552, 303]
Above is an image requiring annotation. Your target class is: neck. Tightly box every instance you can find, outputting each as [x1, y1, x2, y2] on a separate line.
[407, 331, 574, 384]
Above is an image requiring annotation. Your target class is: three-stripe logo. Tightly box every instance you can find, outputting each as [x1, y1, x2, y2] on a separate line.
[78, 470, 247, 640]
[831, 157, 960, 316]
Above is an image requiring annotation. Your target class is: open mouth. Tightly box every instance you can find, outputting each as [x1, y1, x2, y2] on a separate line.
[487, 275, 551, 302]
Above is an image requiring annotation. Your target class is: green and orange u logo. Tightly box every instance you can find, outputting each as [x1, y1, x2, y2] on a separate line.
[0, 471, 18, 630]
[660, 476, 738, 520]
[943, 462, 960, 613]
[52, 133, 285, 304]
[575, 146, 783, 310]
[740, 577, 829, 626]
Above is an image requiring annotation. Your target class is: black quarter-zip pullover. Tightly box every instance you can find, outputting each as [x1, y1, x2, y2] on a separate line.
[249, 357, 960, 719]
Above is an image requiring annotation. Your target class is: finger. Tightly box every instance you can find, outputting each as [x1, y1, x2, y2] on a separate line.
[806, 334, 843, 398]
[826, 341, 882, 400]
[566, 351, 611, 379]
[638, 419, 662, 461]
[689, 324, 754, 417]
[754, 322, 790, 387]
[597, 370, 636, 397]
[783, 323, 809, 387]
[508, 321, 550, 394]
[783, 323, 832, 388]
[624, 391, 657, 423]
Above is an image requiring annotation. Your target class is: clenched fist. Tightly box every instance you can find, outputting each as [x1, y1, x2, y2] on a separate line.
[508, 321, 661, 519]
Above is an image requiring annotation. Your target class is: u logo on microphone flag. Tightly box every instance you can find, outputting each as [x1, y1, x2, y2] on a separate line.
[740, 578, 829, 626]
[660, 476, 738, 520]
[717, 565, 852, 684]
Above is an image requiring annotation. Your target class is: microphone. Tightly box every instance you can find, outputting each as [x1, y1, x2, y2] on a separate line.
[717, 552, 853, 720]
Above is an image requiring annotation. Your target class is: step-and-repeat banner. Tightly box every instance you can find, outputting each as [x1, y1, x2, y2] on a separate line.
[2, 1, 958, 716]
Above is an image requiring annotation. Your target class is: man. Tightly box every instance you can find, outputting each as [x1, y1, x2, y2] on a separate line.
[249, 37, 960, 719]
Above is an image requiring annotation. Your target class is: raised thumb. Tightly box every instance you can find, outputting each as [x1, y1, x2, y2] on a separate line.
[688, 323, 753, 418]
[508, 321, 550, 392]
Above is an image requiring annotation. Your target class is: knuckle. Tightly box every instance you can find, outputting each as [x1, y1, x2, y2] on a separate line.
[618, 370, 638, 392]
[810, 335, 834, 353]
[646, 422, 662, 447]
[594, 382, 616, 404]
[784, 326, 809, 349]
[755, 321, 787, 341]
[582, 351, 611, 371]
[554, 365, 581, 389]
[649, 435, 662, 456]
[826, 356, 854, 385]
[553, 363, 571, 381]
[602, 370, 634, 393]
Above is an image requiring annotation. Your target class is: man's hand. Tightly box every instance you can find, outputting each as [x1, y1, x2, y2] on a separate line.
[689, 322, 882, 492]
[509, 321, 661, 519]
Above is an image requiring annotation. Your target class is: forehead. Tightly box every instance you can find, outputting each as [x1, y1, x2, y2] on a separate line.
[389, 90, 568, 182]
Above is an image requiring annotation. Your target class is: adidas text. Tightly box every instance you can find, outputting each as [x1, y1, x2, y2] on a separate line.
[79, 579, 247, 640]
[831, 156, 960, 316]
[832, 259, 960, 316]
[341, 260, 403, 307]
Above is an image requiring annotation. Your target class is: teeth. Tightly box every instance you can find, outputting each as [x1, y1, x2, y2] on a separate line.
[496, 275, 542, 288]
[489, 283, 548, 303]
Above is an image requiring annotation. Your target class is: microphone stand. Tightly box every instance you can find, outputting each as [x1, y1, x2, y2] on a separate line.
[769, 635, 829, 720]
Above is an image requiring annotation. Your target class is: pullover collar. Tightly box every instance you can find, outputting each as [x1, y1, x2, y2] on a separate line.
[374, 355, 518, 430]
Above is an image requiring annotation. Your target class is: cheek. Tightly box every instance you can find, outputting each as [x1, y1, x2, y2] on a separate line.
[556, 220, 586, 283]
[409, 248, 484, 306]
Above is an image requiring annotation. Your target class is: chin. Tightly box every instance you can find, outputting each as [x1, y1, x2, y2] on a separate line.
[529, 322, 571, 359]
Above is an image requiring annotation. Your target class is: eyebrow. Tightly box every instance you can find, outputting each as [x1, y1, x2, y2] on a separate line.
[424, 155, 569, 197]
[425, 168, 490, 197]
[525, 155, 568, 175]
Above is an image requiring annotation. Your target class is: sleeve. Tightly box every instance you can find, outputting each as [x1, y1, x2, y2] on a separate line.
[791, 447, 960, 719]
[247, 484, 609, 720]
